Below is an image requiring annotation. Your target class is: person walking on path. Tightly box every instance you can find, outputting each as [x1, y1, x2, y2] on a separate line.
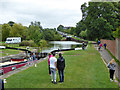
[98, 43, 102, 51]
[104, 43, 107, 49]
[57, 53, 65, 83]
[0, 79, 4, 90]
[48, 53, 53, 75]
[107, 59, 116, 82]
[50, 53, 57, 84]
[98, 40, 100, 45]
[82, 42, 85, 50]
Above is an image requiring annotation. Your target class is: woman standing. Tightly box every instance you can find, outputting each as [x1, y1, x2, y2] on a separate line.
[48, 53, 53, 75]
[107, 59, 116, 82]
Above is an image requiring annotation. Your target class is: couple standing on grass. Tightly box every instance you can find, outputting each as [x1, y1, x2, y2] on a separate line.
[48, 53, 65, 84]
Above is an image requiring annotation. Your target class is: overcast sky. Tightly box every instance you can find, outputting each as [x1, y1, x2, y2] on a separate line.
[0, 0, 91, 28]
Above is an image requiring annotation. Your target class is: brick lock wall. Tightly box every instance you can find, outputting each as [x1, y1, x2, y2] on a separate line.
[101, 39, 116, 57]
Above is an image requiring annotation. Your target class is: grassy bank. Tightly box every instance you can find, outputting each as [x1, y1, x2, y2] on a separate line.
[0, 49, 21, 57]
[5, 45, 118, 88]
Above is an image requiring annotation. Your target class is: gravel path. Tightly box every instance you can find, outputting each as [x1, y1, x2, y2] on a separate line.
[94, 44, 120, 87]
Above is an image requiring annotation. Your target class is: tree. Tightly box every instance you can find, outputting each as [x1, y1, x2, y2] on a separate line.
[39, 40, 47, 53]
[28, 25, 43, 44]
[113, 26, 120, 38]
[79, 29, 87, 39]
[10, 23, 27, 40]
[43, 29, 55, 41]
[76, 20, 86, 36]
[70, 27, 76, 35]
[2, 24, 11, 41]
[81, 3, 87, 21]
[79, 2, 119, 40]
[0, 25, 2, 41]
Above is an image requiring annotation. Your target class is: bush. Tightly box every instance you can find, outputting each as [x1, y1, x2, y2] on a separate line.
[0, 43, 8, 47]
[19, 40, 37, 47]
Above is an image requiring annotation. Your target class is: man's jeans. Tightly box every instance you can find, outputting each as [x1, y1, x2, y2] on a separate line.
[50, 68, 57, 82]
[58, 70, 64, 82]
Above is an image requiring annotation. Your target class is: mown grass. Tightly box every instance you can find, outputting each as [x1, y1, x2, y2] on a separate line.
[0, 49, 20, 57]
[4, 45, 118, 88]
[0, 42, 34, 57]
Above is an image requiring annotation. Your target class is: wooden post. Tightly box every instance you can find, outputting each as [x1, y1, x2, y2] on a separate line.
[116, 38, 120, 62]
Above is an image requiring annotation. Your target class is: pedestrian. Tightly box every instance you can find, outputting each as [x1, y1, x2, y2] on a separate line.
[98, 43, 102, 51]
[48, 53, 53, 75]
[31, 52, 37, 61]
[57, 53, 65, 83]
[98, 40, 100, 45]
[82, 42, 85, 50]
[0, 79, 4, 90]
[104, 43, 107, 49]
[29, 52, 37, 66]
[107, 59, 116, 82]
[50, 53, 57, 84]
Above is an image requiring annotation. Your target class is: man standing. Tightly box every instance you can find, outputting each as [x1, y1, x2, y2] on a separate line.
[0, 79, 4, 90]
[82, 42, 85, 50]
[50, 53, 57, 84]
[57, 53, 65, 83]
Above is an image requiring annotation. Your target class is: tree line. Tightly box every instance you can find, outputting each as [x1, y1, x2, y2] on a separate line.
[57, 2, 120, 40]
[0, 21, 61, 46]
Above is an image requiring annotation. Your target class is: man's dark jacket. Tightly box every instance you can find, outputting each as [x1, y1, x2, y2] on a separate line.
[57, 56, 65, 70]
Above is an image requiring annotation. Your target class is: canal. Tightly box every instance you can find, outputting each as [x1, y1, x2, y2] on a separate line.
[42, 41, 82, 53]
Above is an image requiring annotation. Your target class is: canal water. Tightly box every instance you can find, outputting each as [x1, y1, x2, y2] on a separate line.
[42, 41, 82, 53]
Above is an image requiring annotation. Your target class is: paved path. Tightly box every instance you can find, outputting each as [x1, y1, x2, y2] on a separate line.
[94, 44, 120, 87]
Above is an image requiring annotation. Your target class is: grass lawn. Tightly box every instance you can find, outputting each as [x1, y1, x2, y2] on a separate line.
[0, 42, 34, 57]
[4, 45, 118, 88]
[0, 49, 21, 57]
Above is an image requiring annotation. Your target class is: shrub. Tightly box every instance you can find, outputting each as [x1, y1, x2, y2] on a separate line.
[19, 40, 37, 47]
[0, 43, 8, 47]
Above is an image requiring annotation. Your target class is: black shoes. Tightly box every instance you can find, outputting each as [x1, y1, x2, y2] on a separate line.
[58, 81, 63, 83]
[54, 82, 57, 84]
[51, 81, 53, 83]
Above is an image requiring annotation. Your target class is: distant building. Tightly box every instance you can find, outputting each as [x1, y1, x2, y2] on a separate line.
[8, 21, 15, 27]
[63, 26, 74, 30]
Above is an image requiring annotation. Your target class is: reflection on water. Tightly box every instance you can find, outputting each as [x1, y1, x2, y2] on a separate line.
[42, 41, 82, 53]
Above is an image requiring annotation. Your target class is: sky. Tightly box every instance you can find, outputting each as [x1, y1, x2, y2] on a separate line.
[0, 0, 91, 28]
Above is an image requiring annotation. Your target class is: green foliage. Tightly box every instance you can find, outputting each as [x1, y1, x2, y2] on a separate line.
[79, 29, 87, 39]
[27, 25, 43, 45]
[0, 49, 20, 57]
[76, 21, 86, 36]
[10, 23, 27, 40]
[75, 2, 120, 40]
[2, 21, 62, 46]
[39, 40, 47, 52]
[43, 28, 61, 41]
[19, 40, 37, 47]
[43, 29, 55, 41]
[2, 24, 11, 41]
[113, 26, 120, 38]
[39, 40, 47, 47]
[0, 43, 8, 47]
[0, 25, 2, 41]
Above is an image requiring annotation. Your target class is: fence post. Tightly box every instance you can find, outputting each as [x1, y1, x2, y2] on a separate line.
[116, 38, 120, 62]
